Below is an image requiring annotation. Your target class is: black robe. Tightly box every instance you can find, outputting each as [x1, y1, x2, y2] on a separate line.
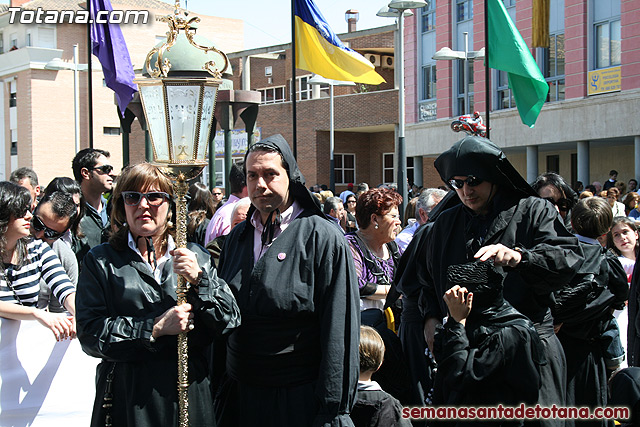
[216, 208, 360, 427]
[76, 241, 240, 427]
[554, 242, 628, 427]
[423, 194, 583, 425]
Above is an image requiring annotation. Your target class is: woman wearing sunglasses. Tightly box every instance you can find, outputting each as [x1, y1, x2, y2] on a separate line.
[0, 181, 76, 341]
[75, 162, 240, 427]
[531, 172, 578, 231]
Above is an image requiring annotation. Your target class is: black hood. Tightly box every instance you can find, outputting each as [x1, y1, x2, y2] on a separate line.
[243, 134, 324, 218]
[435, 135, 537, 199]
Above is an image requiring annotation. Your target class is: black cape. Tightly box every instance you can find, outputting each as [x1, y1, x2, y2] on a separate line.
[215, 134, 360, 427]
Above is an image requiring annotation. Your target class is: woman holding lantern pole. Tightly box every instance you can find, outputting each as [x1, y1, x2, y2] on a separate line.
[76, 162, 240, 427]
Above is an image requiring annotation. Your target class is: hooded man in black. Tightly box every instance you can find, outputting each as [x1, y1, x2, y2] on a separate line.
[423, 136, 584, 426]
[215, 134, 360, 427]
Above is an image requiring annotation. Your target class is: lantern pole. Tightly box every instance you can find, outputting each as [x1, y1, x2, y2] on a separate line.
[134, 1, 228, 425]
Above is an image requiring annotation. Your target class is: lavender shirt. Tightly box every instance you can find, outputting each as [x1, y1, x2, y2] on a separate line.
[345, 233, 395, 312]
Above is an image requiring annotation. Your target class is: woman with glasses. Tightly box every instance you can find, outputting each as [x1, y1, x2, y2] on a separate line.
[0, 181, 76, 341]
[531, 172, 578, 231]
[345, 187, 412, 404]
[75, 162, 240, 427]
[344, 194, 358, 233]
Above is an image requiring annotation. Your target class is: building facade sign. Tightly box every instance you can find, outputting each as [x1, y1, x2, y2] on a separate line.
[214, 127, 261, 157]
[587, 66, 621, 96]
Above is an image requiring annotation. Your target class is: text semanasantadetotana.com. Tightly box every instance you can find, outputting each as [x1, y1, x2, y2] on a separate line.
[402, 404, 630, 420]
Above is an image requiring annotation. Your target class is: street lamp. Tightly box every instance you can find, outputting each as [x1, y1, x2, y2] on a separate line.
[45, 44, 88, 154]
[433, 32, 485, 114]
[308, 74, 355, 194]
[134, 3, 228, 426]
[377, 0, 427, 220]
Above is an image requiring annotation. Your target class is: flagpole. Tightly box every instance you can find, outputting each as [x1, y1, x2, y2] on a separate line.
[87, 0, 94, 148]
[291, 0, 298, 159]
[484, 0, 491, 139]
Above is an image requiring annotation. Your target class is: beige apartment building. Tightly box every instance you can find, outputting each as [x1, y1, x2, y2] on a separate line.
[0, 0, 243, 185]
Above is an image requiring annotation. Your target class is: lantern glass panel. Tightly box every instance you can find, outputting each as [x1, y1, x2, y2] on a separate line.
[167, 85, 200, 161]
[140, 84, 169, 162]
[197, 85, 217, 161]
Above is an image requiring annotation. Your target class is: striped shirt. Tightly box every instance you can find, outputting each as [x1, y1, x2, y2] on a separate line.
[0, 239, 75, 307]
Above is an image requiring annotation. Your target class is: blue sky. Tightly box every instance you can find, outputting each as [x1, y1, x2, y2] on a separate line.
[185, 0, 397, 50]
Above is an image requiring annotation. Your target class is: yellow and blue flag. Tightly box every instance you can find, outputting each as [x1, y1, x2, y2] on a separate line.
[294, 0, 385, 84]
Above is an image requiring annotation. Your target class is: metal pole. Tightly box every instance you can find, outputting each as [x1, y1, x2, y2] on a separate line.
[397, 11, 407, 219]
[291, 0, 298, 159]
[87, 0, 94, 149]
[485, 0, 491, 138]
[174, 177, 189, 427]
[73, 44, 80, 154]
[329, 84, 335, 194]
[463, 32, 469, 115]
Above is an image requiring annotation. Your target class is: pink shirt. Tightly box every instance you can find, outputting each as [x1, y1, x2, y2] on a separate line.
[204, 194, 241, 245]
[250, 200, 303, 263]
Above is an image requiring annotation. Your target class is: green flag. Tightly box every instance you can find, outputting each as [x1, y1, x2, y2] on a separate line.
[488, 0, 549, 127]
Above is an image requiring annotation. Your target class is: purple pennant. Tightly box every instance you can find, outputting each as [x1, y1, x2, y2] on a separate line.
[90, 0, 137, 116]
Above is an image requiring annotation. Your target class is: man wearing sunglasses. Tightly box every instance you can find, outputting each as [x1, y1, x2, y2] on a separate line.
[32, 191, 79, 313]
[71, 148, 114, 267]
[421, 135, 584, 425]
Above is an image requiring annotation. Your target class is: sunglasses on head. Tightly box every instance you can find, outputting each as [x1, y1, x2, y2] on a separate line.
[122, 191, 170, 207]
[448, 176, 484, 190]
[32, 215, 66, 240]
[544, 197, 572, 212]
[91, 165, 114, 175]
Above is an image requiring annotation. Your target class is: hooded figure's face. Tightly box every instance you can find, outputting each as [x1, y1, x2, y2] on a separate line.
[452, 175, 495, 215]
[246, 150, 292, 222]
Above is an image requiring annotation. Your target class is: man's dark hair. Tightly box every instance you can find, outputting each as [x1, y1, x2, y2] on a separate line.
[323, 196, 342, 215]
[585, 185, 597, 194]
[229, 161, 246, 195]
[72, 148, 110, 182]
[571, 197, 613, 238]
[610, 170, 619, 176]
[9, 167, 39, 188]
[629, 179, 638, 186]
[36, 191, 78, 226]
[531, 172, 577, 206]
[246, 143, 290, 174]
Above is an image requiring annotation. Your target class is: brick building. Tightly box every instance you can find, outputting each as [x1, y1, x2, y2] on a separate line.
[404, 0, 640, 189]
[224, 24, 407, 193]
[0, 0, 243, 185]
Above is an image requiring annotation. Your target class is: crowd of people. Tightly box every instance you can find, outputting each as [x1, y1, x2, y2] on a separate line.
[2, 135, 640, 426]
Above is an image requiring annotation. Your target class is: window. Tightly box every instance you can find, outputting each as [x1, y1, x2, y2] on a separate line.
[457, 60, 474, 114]
[456, 0, 473, 22]
[383, 153, 394, 184]
[496, 70, 514, 110]
[265, 66, 272, 76]
[595, 19, 621, 69]
[9, 92, 17, 108]
[407, 157, 415, 186]
[334, 154, 355, 185]
[544, 33, 565, 102]
[290, 75, 313, 101]
[103, 127, 121, 136]
[421, 64, 437, 101]
[38, 27, 55, 49]
[546, 155, 559, 174]
[10, 33, 17, 50]
[502, 0, 515, 7]
[10, 130, 17, 156]
[0, 32, 3, 54]
[421, 0, 436, 32]
[259, 86, 285, 104]
[26, 32, 31, 47]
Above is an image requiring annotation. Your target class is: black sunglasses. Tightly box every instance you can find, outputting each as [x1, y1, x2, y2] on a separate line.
[32, 215, 66, 240]
[122, 191, 170, 206]
[212, 192, 222, 196]
[91, 165, 114, 175]
[448, 176, 484, 190]
[544, 197, 572, 212]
